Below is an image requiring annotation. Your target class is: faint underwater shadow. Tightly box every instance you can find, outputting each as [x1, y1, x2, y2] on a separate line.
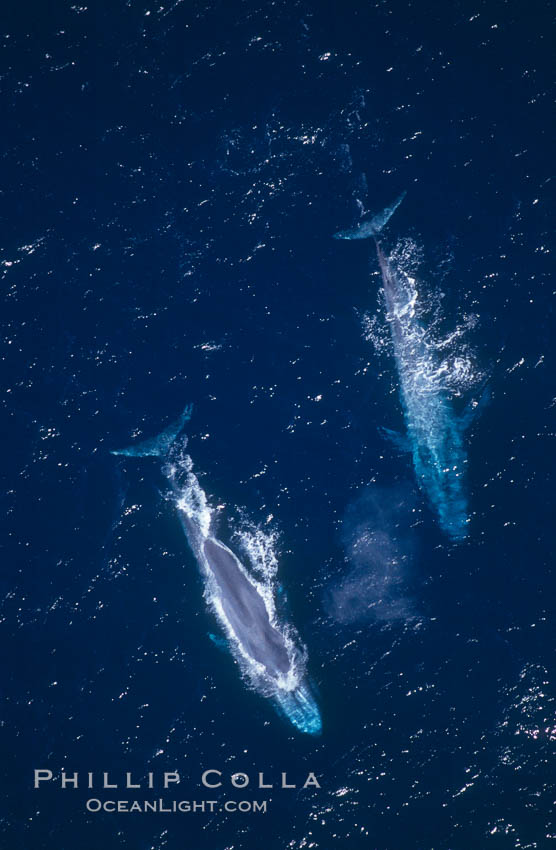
[325, 482, 420, 625]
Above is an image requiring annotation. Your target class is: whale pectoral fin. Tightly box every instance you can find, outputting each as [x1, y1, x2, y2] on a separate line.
[460, 384, 491, 432]
[181, 403, 194, 423]
[378, 426, 411, 453]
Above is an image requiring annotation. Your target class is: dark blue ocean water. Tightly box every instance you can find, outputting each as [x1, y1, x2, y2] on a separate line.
[2, 1, 554, 848]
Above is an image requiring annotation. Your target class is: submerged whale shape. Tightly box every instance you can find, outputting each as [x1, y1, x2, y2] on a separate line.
[335, 193, 475, 541]
[111, 409, 321, 735]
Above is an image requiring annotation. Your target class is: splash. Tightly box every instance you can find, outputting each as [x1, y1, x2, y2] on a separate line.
[383, 238, 483, 398]
[233, 519, 280, 582]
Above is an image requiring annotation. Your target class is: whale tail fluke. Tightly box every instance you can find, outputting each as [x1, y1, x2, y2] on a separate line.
[111, 403, 193, 458]
[333, 190, 406, 240]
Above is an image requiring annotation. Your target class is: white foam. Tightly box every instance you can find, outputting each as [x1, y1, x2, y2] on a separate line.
[167, 451, 213, 543]
[369, 238, 483, 399]
[233, 520, 280, 580]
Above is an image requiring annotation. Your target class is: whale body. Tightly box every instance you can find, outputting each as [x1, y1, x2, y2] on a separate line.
[335, 194, 476, 540]
[202, 538, 291, 675]
[375, 242, 470, 539]
[112, 408, 322, 734]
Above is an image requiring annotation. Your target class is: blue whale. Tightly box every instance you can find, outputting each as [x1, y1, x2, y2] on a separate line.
[335, 195, 478, 541]
[112, 408, 322, 734]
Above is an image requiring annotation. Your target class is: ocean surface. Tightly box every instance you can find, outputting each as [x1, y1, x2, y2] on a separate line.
[2, 1, 554, 848]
